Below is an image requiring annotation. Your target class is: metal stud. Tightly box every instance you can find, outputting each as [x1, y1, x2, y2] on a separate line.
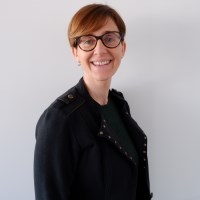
[67, 94, 74, 99]
[99, 131, 104, 135]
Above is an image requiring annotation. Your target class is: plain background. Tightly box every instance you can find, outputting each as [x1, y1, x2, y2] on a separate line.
[0, 0, 200, 199]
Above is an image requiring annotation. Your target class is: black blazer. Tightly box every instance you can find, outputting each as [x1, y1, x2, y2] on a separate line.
[34, 78, 153, 200]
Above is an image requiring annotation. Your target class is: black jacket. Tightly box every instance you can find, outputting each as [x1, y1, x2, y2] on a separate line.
[34, 78, 153, 200]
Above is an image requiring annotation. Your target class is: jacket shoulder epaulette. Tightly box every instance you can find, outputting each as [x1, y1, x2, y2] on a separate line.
[51, 86, 85, 117]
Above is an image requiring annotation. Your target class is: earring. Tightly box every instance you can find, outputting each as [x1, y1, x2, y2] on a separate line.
[78, 62, 81, 66]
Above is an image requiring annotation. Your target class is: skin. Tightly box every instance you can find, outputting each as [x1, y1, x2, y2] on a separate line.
[72, 18, 126, 105]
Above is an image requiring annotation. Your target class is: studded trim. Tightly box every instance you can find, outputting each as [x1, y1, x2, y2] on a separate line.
[97, 118, 139, 165]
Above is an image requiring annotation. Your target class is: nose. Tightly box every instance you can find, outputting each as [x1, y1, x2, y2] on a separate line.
[93, 39, 107, 54]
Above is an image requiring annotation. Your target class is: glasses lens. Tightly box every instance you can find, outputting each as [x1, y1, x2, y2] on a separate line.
[77, 32, 122, 51]
[78, 36, 96, 51]
[102, 32, 121, 48]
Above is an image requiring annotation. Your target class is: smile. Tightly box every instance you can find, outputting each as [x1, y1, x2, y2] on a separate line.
[92, 60, 111, 66]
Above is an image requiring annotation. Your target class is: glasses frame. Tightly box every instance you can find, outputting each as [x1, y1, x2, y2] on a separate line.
[74, 31, 124, 52]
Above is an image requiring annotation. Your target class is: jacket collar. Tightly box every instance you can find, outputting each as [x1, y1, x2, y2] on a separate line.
[75, 77, 129, 114]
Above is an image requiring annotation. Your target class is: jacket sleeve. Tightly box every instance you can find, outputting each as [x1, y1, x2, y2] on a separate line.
[34, 106, 81, 200]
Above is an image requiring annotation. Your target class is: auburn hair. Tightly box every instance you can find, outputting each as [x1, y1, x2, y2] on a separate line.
[68, 4, 126, 47]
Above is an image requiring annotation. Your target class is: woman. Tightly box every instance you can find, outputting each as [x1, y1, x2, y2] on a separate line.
[34, 3, 153, 200]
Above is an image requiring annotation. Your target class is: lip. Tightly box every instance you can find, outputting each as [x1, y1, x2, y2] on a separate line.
[91, 60, 111, 66]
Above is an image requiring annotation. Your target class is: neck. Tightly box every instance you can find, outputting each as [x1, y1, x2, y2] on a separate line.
[83, 77, 111, 105]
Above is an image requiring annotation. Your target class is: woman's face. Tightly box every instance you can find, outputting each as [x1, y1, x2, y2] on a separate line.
[72, 18, 126, 85]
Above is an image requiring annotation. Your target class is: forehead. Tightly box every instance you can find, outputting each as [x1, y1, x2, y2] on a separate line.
[90, 18, 119, 36]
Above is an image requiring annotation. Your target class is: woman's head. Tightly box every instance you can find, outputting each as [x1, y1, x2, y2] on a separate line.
[68, 4, 126, 48]
[69, 4, 126, 85]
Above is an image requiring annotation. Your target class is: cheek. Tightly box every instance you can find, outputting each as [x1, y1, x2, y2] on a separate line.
[80, 55, 92, 65]
[115, 51, 124, 61]
[77, 50, 90, 61]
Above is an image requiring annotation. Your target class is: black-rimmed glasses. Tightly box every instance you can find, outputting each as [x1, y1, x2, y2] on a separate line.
[74, 31, 123, 52]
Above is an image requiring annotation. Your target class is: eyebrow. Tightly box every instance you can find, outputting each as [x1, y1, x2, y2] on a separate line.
[82, 31, 120, 37]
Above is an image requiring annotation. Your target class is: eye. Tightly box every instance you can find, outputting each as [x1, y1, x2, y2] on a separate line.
[104, 35, 115, 43]
[80, 36, 96, 46]
[103, 33, 119, 44]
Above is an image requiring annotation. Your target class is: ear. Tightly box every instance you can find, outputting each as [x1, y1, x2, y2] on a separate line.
[121, 41, 126, 57]
[71, 47, 79, 62]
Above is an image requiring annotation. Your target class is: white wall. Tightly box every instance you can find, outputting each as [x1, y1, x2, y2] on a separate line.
[0, 0, 200, 199]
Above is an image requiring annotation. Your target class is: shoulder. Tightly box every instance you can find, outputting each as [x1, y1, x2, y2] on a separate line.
[36, 86, 85, 129]
[55, 86, 85, 116]
[35, 86, 86, 139]
[47, 86, 85, 117]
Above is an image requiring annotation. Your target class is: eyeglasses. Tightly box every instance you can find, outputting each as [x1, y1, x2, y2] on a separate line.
[74, 31, 123, 52]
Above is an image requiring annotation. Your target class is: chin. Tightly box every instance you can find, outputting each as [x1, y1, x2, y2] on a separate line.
[94, 75, 112, 82]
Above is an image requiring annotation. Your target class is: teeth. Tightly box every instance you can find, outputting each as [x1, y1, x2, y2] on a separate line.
[93, 60, 109, 66]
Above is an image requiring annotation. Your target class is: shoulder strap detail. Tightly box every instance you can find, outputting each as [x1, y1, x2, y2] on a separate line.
[56, 87, 85, 117]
